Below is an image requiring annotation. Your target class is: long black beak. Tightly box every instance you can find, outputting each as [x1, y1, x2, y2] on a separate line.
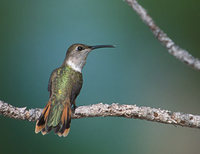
[89, 45, 115, 50]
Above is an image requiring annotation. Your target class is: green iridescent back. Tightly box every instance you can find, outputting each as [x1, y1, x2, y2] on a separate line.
[47, 65, 83, 127]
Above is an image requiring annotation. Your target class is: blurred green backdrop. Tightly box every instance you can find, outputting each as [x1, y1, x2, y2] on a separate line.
[0, 0, 200, 154]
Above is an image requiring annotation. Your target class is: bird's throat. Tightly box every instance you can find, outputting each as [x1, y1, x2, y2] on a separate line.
[66, 59, 85, 73]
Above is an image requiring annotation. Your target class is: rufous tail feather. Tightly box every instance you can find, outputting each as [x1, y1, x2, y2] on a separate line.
[35, 101, 51, 134]
[35, 101, 71, 137]
[57, 104, 71, 137]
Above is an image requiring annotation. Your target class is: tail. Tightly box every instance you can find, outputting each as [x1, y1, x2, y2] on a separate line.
[35, 101, 72, 137]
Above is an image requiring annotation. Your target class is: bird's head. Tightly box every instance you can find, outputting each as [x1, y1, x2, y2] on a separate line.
[63, 43, 114, 72]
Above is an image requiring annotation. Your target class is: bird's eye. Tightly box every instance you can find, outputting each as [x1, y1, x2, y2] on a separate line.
[77, 46, 83, 51]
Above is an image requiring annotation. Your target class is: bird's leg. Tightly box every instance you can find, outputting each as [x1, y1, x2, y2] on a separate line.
[71, 101, 77, 112]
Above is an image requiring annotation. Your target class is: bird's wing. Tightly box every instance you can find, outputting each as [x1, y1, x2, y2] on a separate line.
[71, 73, 83, 103]
[48, 68, 59, 97]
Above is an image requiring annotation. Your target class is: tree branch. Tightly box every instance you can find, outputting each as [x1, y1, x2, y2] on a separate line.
[0, 100, 200, 129]
[125, 0, 200, 71]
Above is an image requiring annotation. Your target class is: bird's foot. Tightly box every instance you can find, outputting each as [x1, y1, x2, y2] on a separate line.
[71, 104, 77, 112]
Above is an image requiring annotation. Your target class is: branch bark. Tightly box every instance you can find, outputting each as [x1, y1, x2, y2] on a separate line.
[1, 100, 200, 129]
[125, 0, 200, 71]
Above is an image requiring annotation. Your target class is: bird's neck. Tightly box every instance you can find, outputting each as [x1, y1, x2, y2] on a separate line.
[66, 60, 82, 73]
[63, 58, 86, 73]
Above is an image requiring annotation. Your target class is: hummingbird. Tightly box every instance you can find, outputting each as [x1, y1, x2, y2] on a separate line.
[35, 43, 114, 137]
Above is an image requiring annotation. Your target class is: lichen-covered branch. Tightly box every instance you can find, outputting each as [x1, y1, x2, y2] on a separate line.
[0, 100, 200, 129]
[125, 0, 200, 71]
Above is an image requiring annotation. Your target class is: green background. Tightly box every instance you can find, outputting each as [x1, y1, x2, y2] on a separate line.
[0, 0, 200, 154]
